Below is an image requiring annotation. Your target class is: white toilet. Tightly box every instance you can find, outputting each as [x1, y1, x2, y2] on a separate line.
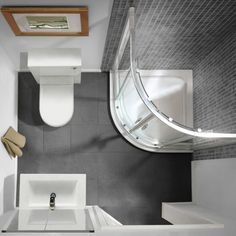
[28, 48, 81, 127]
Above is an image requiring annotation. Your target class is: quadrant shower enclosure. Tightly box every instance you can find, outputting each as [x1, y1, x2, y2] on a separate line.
[109, 7, 236, 153]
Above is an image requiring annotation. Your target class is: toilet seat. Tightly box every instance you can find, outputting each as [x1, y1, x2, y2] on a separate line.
[39, 84, 74, 127]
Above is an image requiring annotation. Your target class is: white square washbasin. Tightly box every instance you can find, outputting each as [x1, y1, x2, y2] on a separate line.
[2, 174, 95, 233]
[19, 174, 86, 209]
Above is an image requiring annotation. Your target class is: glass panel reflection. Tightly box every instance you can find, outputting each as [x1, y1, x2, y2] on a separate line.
[3, 209, 94, 233]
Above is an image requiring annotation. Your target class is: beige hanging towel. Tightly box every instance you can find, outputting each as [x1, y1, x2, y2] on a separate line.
[1, 127, 26, 158]
[3, 126, 26, 148]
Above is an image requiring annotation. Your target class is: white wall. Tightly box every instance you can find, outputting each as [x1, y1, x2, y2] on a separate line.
[0, 45, 17, 215]
[0, 0, 113, 71]
[192, 158, 236, 236]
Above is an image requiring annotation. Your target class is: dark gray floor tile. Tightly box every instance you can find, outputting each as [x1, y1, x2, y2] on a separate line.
[68, 153, 98, 178]
[96, 125, 139, 152]
[101, 206, 170, 225]
[18, 88, 43, 126]
[36, 155, 70, 173]
[18, 72, 38, 90]
[97, 152, 149, 180]
[98, 101, 112, 124]
[18, 151, 43, 173]
[70, 125, 98, 153]
[75, 75, 98, 99]
[70, 100, 98, 125]
[97, 153, 191, 210]
[98, 179, 151, 208]
[43, 125, 70, 154]
[97, 73, 108, 100]
[18, 89, 34, 112]
[86, 177, 98, 205]
[98, 176, 184, 210]
[19, 121, 44, 154]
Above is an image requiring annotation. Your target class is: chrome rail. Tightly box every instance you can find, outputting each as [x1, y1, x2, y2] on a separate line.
[115, 68, 131, 100]
[129, 113, 155, 133]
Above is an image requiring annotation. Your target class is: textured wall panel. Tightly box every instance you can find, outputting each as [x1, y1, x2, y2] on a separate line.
[193, 32, 236, 133]
[101, 0, 236, 71]
[194, 144, 236, 160]
[193, 31, 236, 160]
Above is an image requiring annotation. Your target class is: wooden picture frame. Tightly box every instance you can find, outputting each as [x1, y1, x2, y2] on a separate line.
[0, 7, 89, 36]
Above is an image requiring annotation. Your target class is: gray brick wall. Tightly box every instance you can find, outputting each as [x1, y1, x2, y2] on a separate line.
[101, 0, 235, 71]
[194, 144, 236, 160]
[193, 31, 236, 134]
[102, 0, 236, 160]
[193, 30, 236, 160]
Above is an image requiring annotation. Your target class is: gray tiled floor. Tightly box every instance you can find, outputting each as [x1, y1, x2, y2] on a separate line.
[71, 100, 98, 125]
[18, 72, 191, 225]
[43, 125, 70, 154]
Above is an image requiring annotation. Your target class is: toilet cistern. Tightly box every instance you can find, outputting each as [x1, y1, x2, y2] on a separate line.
[27, 48, 82, 127]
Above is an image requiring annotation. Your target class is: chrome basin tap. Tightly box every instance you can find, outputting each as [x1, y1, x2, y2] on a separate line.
[49, 193, 56, 210]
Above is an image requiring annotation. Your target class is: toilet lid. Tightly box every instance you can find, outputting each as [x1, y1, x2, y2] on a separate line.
[40, 84, 74, 127]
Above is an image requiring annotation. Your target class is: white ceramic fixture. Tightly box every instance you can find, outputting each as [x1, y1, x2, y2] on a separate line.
[28, 48, 82, 127]
[1, 174, 94, 232]
[19, 174, 86, 209]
